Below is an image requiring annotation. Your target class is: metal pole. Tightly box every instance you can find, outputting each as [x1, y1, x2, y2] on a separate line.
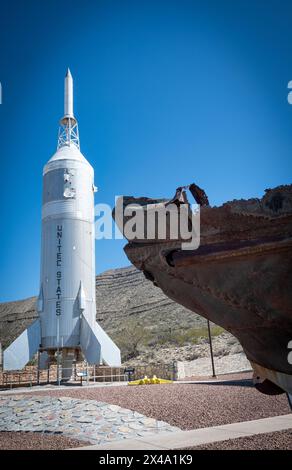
[207, 320, 216, 377]
[172, 361, 177, 381]
[37, 350, 40, 385]
[86, 361, 89, 385]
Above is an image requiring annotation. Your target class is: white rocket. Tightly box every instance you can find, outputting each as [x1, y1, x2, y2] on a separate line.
[4, 70, 121, 374]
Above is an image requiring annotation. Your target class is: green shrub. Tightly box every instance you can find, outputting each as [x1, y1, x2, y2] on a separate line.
[151, 325, 225, 347]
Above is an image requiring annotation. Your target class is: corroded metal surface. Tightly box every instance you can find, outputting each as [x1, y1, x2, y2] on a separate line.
[114, 184, 292, 394]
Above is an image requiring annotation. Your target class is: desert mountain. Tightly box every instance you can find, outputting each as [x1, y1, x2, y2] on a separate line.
[0, 266, 241, 365]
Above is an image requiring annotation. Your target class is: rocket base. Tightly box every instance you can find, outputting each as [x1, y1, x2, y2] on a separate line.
[3, 313, 121, 374]
[39, 348, 83, 382]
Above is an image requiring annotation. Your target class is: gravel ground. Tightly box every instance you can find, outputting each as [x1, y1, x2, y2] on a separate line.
[183, 430, 292, 450]
[17, 379, 291, 431]
[0, 432, 90, 450]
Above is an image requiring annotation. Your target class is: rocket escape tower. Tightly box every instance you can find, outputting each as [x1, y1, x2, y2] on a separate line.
[3, 70, 121, 377]
[57, 69, 80, 150]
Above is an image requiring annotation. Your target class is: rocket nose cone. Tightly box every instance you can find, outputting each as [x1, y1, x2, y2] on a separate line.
[66, 68, 72, 78]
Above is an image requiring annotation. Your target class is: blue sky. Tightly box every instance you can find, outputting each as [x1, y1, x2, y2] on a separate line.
[0, 0, 291, 302]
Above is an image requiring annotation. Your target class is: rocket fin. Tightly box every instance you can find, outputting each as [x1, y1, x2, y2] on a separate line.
[80, 314, 121, 366]
[37, 285, 44, 312]
[78, 282, 86, 311]
[3, 319, 41, 371]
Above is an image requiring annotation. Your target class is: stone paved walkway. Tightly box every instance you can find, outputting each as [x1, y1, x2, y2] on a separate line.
[0, 395, 179, 445]
[76, 414, 292, 450]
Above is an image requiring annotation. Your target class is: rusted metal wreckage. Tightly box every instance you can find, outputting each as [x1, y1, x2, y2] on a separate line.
[114, 184, 292, 406]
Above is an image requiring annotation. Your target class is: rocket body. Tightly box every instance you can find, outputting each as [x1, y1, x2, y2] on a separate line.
[39, 145, 95, 350]
[3, 71, 121, 372]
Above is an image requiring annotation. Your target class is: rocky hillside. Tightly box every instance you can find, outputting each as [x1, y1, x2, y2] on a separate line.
[95, 266, 207, 336]
[0, 266, 242, 365]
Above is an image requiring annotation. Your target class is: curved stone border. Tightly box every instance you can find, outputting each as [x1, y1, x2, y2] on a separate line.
[0, 396, 179, 445]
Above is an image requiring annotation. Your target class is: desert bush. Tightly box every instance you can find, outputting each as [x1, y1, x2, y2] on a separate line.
[113, 318, 151, 361]
[152, 325, 225, 347]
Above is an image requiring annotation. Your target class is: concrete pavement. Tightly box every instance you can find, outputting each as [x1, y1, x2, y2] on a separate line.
[75, 414, 292, 450]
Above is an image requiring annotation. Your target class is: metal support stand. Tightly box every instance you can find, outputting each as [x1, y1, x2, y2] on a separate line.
[207, 320, 216, 377]
[57, 351, 61, 386]
[56, 313, 61, 386]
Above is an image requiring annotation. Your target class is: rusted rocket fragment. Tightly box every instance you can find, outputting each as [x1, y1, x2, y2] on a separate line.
[114, 183, 292, 402]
